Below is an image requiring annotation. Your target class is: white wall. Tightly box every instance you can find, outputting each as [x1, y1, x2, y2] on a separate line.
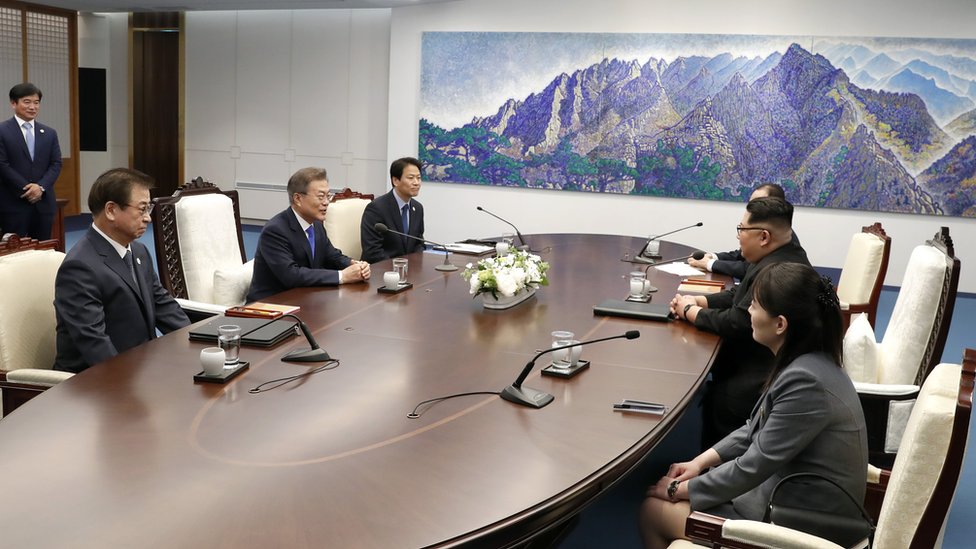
[77, 12, 129, 213]
[387, 0, 976, 292]
[183, 9, 391, 220]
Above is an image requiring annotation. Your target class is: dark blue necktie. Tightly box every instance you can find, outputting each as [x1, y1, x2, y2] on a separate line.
[401, 204, 410, 247]
[306, 225, 315, 260]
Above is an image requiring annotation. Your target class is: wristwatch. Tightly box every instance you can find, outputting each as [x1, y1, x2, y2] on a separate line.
[667, 479, 680, 500]
[683, 303, 694, 318]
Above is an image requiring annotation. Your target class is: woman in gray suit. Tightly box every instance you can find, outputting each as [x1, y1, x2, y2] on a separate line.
[639, 262, 868, 549]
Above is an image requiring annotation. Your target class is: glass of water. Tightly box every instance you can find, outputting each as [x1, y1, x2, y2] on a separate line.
[218, 324, 241, 368]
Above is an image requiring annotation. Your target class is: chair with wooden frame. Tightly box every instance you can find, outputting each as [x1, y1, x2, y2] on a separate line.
[674, 348, 974, 549]
[843, 226, 960, 468]
[323, 187, 374, 262]
[0, 234, 73, 416]
[836, 222, 891, 330]
[151, 177, 249, 321]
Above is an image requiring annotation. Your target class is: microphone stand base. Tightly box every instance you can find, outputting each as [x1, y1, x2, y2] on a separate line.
[282, 348, 332, 363]
[434, 263, 458, 272]
[500, 384, 554, 408]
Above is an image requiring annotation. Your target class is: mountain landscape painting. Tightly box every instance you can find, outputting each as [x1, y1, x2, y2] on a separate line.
[419, 32, 976, 217]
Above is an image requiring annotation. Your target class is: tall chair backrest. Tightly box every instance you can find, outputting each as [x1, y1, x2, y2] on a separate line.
[0, 238, 63, 374]
[323, 188, 374, 261]
[879, 227, 959, 386]
[875, 350, 973, 548]
[836, 222, 890, 329]
[152, 178, 247, 305]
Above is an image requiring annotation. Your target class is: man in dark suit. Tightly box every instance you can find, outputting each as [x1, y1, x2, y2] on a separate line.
[670, 197, 810, 449]
[359, 157, 425, 263]
[247, 167, 370, 302]
[0, 83, 62, 240]
[53, 168, 189, 373]
[687, 183, 797, 280]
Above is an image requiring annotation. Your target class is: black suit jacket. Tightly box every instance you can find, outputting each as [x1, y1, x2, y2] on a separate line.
[695, 240, 811, 441]
[247, 208, 353, 302]
[54, 228, 190, 373]
[711, 231, 803, 280]
[359, 190, 425, 263]
[0, 116, 61, 216]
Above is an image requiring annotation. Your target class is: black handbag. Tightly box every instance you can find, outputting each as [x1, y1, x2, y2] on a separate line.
[762, 472, 875, 547]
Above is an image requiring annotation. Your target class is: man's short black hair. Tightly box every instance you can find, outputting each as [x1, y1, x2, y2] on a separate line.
[88, 168, 155, 216]
[9, 82, 42, 102]
[390, 157, 422, 181]
[745, 196, 793, 231]
[754, 183, 785, 200]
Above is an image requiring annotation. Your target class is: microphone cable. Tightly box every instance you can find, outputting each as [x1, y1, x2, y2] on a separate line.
[248, 359, 340, 394]
[406, 390, 500, 419]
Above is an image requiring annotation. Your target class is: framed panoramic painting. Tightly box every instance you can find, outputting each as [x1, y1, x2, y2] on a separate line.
[420, 32, 976, 217]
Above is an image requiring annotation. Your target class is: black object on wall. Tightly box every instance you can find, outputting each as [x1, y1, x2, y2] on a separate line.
[79, 67, 107, 152]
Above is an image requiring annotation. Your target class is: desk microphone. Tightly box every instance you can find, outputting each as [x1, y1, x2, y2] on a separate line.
[501, 330, 641, 408]
[476, 206, 528, 249]
[636, 251, 705, 293]
[281, 313, 331, 363]
[373, 223, 458, 272]
[640, 222, 704, 258]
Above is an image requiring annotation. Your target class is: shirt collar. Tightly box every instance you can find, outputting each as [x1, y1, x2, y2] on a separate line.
[92, 223, 131, 259]
[393, 190, 410, 211]
[291, 207, 313, 233]
[14, 114, 33, 128]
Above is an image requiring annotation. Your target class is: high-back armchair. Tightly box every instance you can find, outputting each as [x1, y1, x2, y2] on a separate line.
[323, 188, 374, 261]
[0, 234, 73, 416]
[836, 222, 891, 330]
[843, 226, 960, 466]
[677, 348, 974, 549]
[152, 178, 251, 320]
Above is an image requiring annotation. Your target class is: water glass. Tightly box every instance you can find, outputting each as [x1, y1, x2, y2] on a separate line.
[392, 257, 408, 284]
[218, 324, 241, 367]
[645, 238, 661, 257]
[629, 271, 650, 300]
[551, 330, 575, 368]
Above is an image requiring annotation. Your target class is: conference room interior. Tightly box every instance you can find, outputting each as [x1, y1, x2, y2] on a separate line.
[3, 0, 976, 547]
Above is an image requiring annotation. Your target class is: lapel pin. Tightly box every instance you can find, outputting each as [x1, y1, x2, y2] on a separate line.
[136, 257, 141, 265]
[39, 128, 45, 134]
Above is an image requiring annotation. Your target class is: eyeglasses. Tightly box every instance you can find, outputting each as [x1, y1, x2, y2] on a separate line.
[736, 225, 767, 235]
[119, 202, 154, 217]
[300, 191, 335, 204]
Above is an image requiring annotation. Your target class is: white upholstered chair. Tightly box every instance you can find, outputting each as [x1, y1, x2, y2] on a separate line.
[843, 226, 959, 467]
[323, 188, 374, 261]
[836, 222, 890, 330]
[0, 234, 74, 416]
[679, 349, 974, 549]
[152, 178, 252, 320]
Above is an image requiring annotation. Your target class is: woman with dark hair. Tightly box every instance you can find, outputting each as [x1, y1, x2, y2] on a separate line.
[639, 262, 867, 549]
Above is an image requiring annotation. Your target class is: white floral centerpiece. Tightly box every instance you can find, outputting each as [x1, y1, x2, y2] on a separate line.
[461, 250, 550, 309]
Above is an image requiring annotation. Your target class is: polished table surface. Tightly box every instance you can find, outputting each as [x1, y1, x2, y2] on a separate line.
[0, 234, 723, 548]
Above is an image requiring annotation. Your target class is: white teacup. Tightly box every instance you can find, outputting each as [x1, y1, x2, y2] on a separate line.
[200, 347, 226, 376]
[383, 271, 400, 290]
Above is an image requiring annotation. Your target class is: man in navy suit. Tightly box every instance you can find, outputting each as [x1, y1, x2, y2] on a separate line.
[247, 167, 370, 302]
[53, 168, 189, 373]
[359, 157, 425, 263]
[0, 83, 62, 240]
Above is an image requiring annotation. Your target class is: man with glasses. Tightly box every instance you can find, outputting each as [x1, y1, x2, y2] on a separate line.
[359, 157, 426, 264]
[53, 168, 189, 373]
[247, 167, 370, 302]
[669, 197, 810, 449]
[687, 183, 800, 280]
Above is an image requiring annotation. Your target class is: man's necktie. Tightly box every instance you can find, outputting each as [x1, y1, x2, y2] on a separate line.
[401, 204, 410, 247]
[123, 249, 140, 293]
[23, 122, 34, 160]
[306, 225, 316, 260]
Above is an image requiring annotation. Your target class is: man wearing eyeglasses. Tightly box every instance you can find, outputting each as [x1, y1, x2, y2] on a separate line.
[53, 168, 189, 373]
[670, 197, 810, 449]
[247, 166, 370, 302]
[359, 157, 426, 264]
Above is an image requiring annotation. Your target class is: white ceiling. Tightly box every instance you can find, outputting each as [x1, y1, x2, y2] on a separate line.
[35, 0, 457, 13]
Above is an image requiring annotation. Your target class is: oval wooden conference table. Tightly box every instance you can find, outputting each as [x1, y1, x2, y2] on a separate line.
[0, 234, 725, 548]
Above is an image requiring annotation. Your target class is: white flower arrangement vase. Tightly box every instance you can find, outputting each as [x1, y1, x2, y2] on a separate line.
[481, 287, 537, 310]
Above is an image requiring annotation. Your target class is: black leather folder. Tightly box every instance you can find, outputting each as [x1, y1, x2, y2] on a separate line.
[188, 315, 298, 347]
[593, 299, 673, 322]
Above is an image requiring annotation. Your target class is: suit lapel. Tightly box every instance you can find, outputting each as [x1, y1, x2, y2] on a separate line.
[89, 230, 151, 326]
[7, 118, 32, 161]
[286, 211, 315, 267]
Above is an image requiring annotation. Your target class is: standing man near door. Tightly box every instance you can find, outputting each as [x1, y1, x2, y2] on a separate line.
[0, 83, 62, 239]
[359, 157, 426, 264]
